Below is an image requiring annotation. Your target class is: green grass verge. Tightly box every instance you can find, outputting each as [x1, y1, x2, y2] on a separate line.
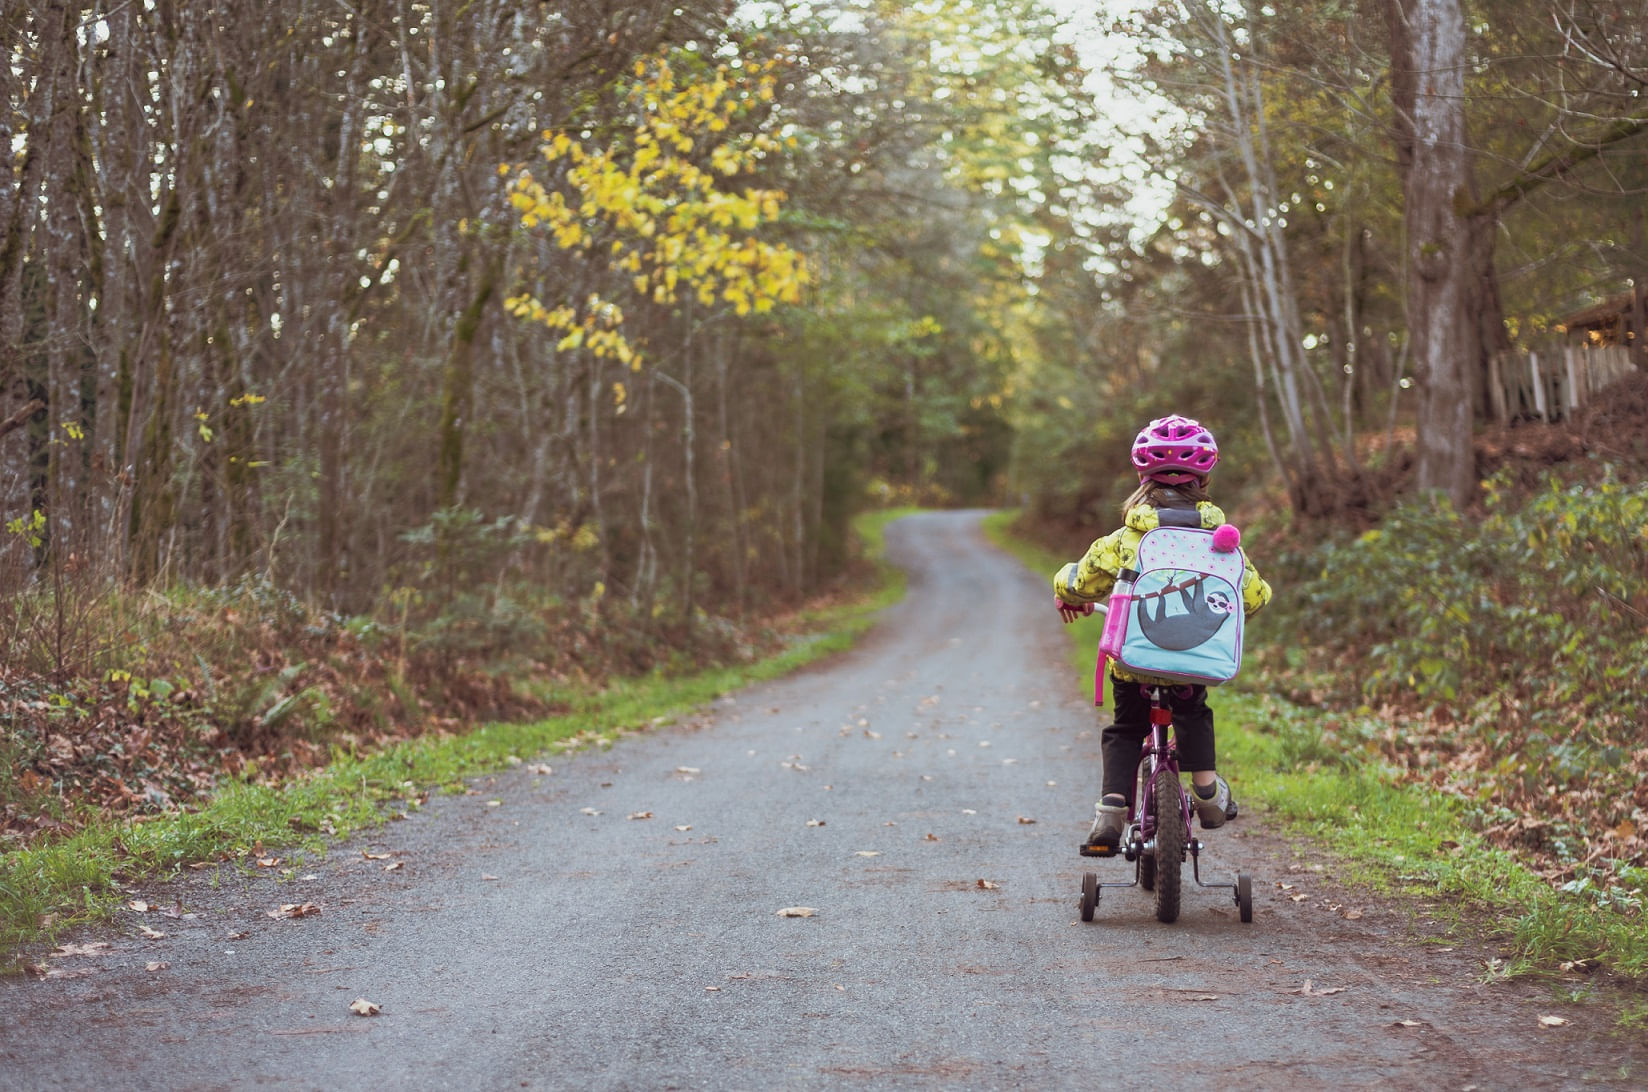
[982, 509, 1648, 987]
[1, 509, 914, 966]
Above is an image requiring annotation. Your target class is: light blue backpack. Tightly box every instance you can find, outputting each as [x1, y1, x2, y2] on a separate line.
[1094, 516, 1246, 694]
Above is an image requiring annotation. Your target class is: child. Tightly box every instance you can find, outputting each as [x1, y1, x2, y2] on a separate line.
[1053, 415, 1272, 851]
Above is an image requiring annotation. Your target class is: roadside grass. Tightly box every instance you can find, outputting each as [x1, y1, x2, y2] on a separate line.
[981, 510, 1648, 987]
[1, 509, 913, 966]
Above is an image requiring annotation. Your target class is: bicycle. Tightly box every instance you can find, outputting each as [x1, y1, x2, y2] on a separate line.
[1077, 683, 1254, 925]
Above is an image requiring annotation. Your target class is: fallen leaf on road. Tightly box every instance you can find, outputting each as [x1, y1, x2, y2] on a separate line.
[775, 907, 817, 918]
[145, 961, 168, 972]
[485, 800, 502, 808]
[1343, 909, 1364, 920]
[1393, 1019, 1423, 1028]
[268, 903, 321, 919]
[349, 998, 381, 1016]
[227, 930, 249, 940]
[976, 879, 1001, 890]
[1289, 980, 1345, 997]
[628, 811, 654, 820]
[923, 833, 940, 842]
[1017, 816, 1037, 825]
[1538, 1015, 1570, 1028]
[139, 925, 165, 939]
[855, 851, 881, 857]
[383, 861, 403, 872]
[704, 986, 721, 992]
[528, 764, 554, 775]
[1181, 994, 1218, 1001]
[129, 900, 150, 913]
[580, 807, 603, 816]
[676, 766, 701, 776]
[362, 851, 391, 860]
[1289, 894, 1308, 902]
[482, 873, 500, 881]
[257, 856, 281, 868]
[52, 942, 111, 958]
[674, 825, 693, 832]
[961, 809, 977, 815]
[806, 819, 826, 827]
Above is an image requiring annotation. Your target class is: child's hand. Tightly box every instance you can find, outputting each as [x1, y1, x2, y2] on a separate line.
[1056, 598, 1094, 623]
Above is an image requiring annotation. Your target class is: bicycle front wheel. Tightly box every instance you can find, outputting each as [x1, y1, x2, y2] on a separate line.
[1151, 765, 1185, 923]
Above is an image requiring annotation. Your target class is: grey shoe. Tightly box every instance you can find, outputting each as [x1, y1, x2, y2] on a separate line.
[1085, 802, 1128, 849]
[1192, 776, 1232, 829]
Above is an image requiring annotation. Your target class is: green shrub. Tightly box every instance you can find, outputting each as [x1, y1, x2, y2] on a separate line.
[1273, 466, 1648, 742]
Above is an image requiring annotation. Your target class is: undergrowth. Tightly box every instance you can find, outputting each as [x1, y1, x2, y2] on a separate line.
[0, 513, 906, 847]
[1260, 466, 1648, 903]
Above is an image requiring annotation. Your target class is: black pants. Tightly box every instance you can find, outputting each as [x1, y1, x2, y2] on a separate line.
[1100, 677, 1216, 803]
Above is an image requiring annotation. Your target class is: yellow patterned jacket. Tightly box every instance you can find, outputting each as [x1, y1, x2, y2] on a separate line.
[1053, 500, 1273, 684]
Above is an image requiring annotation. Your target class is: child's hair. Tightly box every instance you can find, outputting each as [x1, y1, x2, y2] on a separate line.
[1121, 476, 1210, 515]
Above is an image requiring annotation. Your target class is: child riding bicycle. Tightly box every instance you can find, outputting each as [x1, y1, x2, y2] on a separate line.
[1054, 415, 1272, 852]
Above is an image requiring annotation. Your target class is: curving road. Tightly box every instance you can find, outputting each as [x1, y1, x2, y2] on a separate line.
[1, 511, 1642, 1089]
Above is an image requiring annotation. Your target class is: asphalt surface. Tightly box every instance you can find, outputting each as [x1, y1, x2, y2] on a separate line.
[2, 510, 1644, 1090]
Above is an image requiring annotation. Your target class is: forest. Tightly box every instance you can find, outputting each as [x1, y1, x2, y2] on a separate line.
[3, 3, 1646, 920]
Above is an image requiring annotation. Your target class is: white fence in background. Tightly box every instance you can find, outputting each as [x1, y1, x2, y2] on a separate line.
[1488, 343, 1638, 424]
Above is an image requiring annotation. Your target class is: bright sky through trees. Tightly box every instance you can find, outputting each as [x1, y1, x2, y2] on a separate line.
[1042, 0, 1178, 232]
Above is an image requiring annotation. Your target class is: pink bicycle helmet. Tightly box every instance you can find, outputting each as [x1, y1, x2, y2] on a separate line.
[1131, 415, 1219, 483]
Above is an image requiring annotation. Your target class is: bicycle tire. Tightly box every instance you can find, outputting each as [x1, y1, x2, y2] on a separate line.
[1152, 765, 1185, 923]
[1139, 846, 1156, 891]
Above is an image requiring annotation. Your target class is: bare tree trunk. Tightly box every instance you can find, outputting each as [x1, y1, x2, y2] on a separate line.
[1392, 0, 1475, 507]
[436, 259, 499, 511]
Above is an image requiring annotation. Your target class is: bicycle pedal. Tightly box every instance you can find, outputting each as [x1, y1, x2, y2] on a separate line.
[1079, 843, 1119, 858]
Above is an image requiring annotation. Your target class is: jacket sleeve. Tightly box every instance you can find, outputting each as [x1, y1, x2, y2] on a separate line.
[1054, 530, 1124, 604]
[1241, 554, 1272, 615]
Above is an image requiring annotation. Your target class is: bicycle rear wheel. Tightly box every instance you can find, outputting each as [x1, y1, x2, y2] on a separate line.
[1152, 766, 1185, 923]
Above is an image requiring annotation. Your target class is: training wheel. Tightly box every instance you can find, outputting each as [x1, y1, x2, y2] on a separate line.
[1080, 872, 1098, 922]
[1237, 871, 1253, 923]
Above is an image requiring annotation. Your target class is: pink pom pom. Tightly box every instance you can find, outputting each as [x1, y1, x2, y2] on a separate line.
[1212, 523, 1241, 552]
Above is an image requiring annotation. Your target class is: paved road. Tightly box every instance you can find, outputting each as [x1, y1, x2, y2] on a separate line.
[2, 511, 1642, 1089]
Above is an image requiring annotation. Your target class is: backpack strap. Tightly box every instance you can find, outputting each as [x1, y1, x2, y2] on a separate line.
[1156, 507, 1203, 528]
